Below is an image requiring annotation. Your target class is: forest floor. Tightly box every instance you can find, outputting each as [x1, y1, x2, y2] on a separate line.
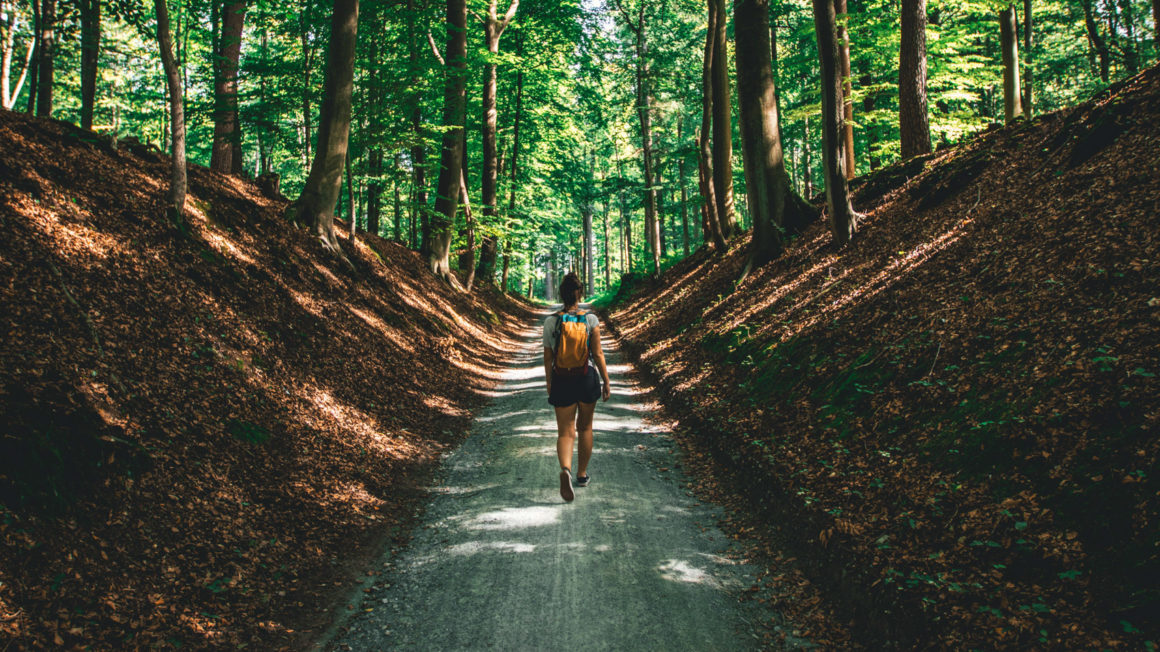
[327, 313, 805, 651]
[0, 109, 536, 648]
[605, 66, 1160, 648]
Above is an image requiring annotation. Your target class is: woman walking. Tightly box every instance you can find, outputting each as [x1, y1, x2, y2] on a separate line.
[544, 272, 611, 502]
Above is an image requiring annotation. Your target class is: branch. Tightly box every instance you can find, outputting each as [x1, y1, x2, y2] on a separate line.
[426, 30, 446, 66]
[497, 0, 519, 35]
[611, 0, 639, 33]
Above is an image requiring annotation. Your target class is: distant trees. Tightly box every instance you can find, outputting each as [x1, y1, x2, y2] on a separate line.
[211, 0, 248, 174]
[0, 0, 35, 110]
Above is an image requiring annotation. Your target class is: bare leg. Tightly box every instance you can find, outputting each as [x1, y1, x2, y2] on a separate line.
[575, 401, 596, 477]
[554, 404, 578, 471]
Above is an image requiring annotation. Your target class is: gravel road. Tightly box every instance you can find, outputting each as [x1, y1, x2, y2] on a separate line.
[328, 312, 778, 651]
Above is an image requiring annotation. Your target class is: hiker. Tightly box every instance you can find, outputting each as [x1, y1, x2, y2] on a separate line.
[544, 272, 612, 502]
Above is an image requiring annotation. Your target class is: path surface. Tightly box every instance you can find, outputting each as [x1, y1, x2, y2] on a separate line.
[330, 312, 770, 651]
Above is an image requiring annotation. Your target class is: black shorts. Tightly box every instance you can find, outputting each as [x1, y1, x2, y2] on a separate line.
[549, 366, 601, 407]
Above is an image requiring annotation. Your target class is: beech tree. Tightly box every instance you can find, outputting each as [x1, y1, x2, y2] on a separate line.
[999, 3, 1023, 123]
[899, 0, 931, 158]
[698, 0, 724, 250]
[79, 0, 99, 130]
[812, 0, 855, 245]
[426, 0, 467, 279]
[835, 0, 854, 179]
[211, 0, 247, 174]
[710, 0, 735, 240]
[474, 0, 519, 285]
[734, 0, 814, 271]
[154, 0, 185, 226]
[294, 0, 360, 255]
[0, 0, 35, 110]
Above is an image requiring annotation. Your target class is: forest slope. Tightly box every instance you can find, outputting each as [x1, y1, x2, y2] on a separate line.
[0, 110, 532, 648]
[608, 66, 1160, 647]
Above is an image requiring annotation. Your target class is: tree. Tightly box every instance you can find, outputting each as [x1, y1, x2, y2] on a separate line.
[427, 0, 467, 279]
[835, 0, 854, 179]
[999, 3, 1023, 123]
[1023, 0, 1032, 117]
[1, 0, 35, 110]
[699, 0, 725, 250]
[899, 0, 931, 158]
[812, 0, 855, 245]
[154, 0, 186, 226]
[211, 0, 247, 174]
[294, 0, 360, 256]
[474, 0, 519, 286]
[34, 0, 54, 117]
[1081, 0, 1110, 83]
[79, 0, 100, 130]
[735, 0, 815, 271]
[710, 0, 735, 240]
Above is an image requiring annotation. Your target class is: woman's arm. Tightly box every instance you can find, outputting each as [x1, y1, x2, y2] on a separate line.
[544, 347, 554, 395]
[591, 325, 612, 401]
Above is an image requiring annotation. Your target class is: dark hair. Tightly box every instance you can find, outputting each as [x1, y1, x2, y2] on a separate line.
[559, 272, 583, 308]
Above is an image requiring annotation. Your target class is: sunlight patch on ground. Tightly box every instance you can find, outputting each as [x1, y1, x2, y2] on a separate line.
[285, 286, 326, 318]
[657, 559, 716, 586]
[465, 506, 562, 530]
[201, 228, 257, 266]
[346, 306, 416, 354]
[445, 541, 537, 556]
[30, 202, 122, 260]
[422, 394, 469, 417]
[430, 483, 502, 495]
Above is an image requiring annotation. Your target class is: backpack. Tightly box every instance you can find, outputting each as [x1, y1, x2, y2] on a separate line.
[552, 310, 592, 375]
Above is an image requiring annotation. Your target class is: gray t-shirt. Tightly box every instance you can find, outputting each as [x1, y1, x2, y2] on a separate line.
[543, 311, 599, 352]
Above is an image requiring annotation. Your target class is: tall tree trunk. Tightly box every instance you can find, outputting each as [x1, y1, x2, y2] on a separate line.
[1023, 0, 1033, 117]
[393, 155, 403, 240]
[460, 168, 476, 289]
[475, 0, 518, 285]
[409, 0, 430, 255]
[582, 202, 593, 294]
[700, 0, 725, 250]
[602, 198, 611, 288]
[79, 0, 100, 129]
[154, 0, 185, 226]
[294, 0, 359, 256]
[427, 0, 467, 279]
[812, 0, 856, 245]
[999, 4, 1023, 123]
[1153, 0, 1159, 57]
[1, 1, 35, 110]
[626, 5, 660, 276]
[501, 240, 511, 291]
[616, 154, 633, 273]
[835, 0, 855, 179]
[736, 0, 815, 272]
[211, 0, 246, 174]
[25, 0, 37, 113]
[299, 5, 315, 170]
[710, 0, 735, 239]
[1081, 0, 1110, 83]
[678, 120, 690, 256]
[34, 0, 53, 117]
[803, 115, 813, 196]
[899, 0, 931, 158]
[367, 148, 382, 235]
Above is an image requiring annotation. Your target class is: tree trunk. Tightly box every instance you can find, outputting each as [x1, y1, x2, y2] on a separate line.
[154, 0, 186, 226]
[602, 198, 611, 288]
[1081, 0, 1110, 83]
[1023, 0, 1032, 117]
[501, 240, 511, 292]
[409, 0, 430, 255]
[582, 202, 593, 294]
[427, 0, 467, 279]
[1, 0, 35, 110]
[367, 148, 382, 235]
[861, 73, 879, 169]
[700, 0, 726, 250]
[25, 0, 37, 113]
[460, 168, 476, 289]
[393, 156, 403, 240]
[835, 0, 855, 179]
[678, 120, 690, 256]
[710, 0, 735, 239]
[616, 154, 633, 273]
[899, 0, 932, 158]
[211, 0, 246, 174]
[812, 0, 856, 245]
[999, 4, 1023, 123]
[294, 0, 359, 256]
[34, 0, 53, 117]
[299, 6, 314, 169]
[803, 115, 813, 197]
[475, 0, 518, 285]
[628, 6, 660, 276]
[79, 0, 100, 130]
[1153, 0, 1159, 57]
[736, 0, 816, 271]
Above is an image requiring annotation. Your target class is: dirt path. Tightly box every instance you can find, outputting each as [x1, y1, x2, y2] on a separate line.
[328, 312, 781, 650]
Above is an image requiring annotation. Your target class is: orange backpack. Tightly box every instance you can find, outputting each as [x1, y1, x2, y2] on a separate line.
[553, 310, 591, 375]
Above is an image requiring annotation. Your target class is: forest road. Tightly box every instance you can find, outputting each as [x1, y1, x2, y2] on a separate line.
[328, 310, 779, 651]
